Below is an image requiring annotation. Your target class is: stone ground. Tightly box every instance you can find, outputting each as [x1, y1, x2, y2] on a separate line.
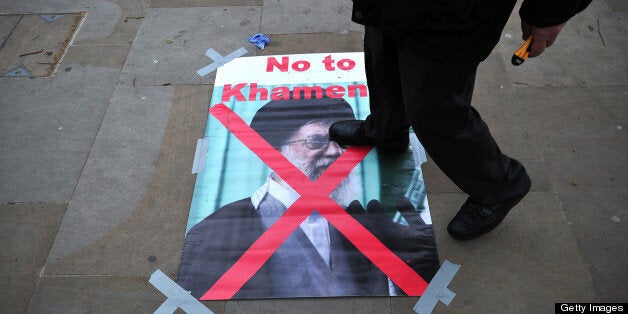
[0, 0, 626, 313]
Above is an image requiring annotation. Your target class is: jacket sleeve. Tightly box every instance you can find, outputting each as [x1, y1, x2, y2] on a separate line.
[519, 0, 592, 27]
[351, 0, 379, 26]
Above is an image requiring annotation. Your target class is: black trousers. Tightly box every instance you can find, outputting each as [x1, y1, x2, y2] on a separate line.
[363, 26, 530, 205]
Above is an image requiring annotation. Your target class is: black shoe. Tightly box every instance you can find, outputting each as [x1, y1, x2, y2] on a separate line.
[447, 178, 531, 241]
[329, 120, 409, 152]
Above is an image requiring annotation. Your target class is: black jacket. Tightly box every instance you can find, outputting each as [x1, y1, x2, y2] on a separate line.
[519, 0, 592, 28]
[351, 0, 592, 64]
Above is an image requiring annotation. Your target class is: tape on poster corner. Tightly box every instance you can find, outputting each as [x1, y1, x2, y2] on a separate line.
[192, 138, 210, 174]
[3, 65, 31, 77]
[149, 269, 213, 314]
[410, 134, 427, 166]
[197, 47, 248, 77]
[413, 260, 460, 314]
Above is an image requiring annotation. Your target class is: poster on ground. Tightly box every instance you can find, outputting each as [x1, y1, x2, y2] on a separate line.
[178, 52, 439, 300]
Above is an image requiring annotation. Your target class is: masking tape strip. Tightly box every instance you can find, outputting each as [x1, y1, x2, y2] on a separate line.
[192, 138, 210, 174]
[3, 65, 31, 77]
[197, 47, 248, 77]
[149, 269, 213, 314]
[410, 134, 427, 166]
[413, 260, 460, 314]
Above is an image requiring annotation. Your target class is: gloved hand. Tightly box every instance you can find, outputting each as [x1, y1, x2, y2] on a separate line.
[347, 197, 439, 282]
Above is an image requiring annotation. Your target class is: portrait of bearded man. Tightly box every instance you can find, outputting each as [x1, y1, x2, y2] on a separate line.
[177, 96, 438, 299]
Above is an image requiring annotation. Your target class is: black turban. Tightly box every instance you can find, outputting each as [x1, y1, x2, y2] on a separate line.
[250, 97, 355, 148]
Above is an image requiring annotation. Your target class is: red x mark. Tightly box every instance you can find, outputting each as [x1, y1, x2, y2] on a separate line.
[200, 104, 428, 300]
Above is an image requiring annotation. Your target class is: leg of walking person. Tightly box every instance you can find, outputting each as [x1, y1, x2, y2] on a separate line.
[362, 26, 411, 146]
[393, 31, 531, 239]
[330, 24, 530, 240]
[330, 26, 410, 152]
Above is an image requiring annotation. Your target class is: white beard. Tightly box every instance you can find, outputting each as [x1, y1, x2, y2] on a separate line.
[281, 146, 362, 208]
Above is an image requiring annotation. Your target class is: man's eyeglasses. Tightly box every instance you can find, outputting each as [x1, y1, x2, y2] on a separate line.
[282, 134, 347, 150]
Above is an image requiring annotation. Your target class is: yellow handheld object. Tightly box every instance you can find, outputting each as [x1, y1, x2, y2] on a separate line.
[511, 36, 533, 66]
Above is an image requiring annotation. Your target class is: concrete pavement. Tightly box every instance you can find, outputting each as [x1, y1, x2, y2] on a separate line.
[1, 0, 626, 313]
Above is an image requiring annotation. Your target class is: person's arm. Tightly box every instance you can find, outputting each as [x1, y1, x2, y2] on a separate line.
[519, 0, 592, 58]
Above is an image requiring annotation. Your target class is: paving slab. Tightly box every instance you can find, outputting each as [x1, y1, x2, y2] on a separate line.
[553, 184, 627, 302]
[606, 0, 628, 13]
[0, 0, 39, 14]
[414, 192, 596, 313]
[518, 157, 554, 193]
[255, 31, 364, 55]
[28, 275, 171, 313]
[616, 11, 628, 32]
[499, 0, 628, 87]
[75, 3, 142, 45]
[29, 274, 227, 313]
[0, 14, 20, 45]
[0, 203, 66, 313]
[44, 84, 175, 267]
[35, 0, 147, 15]
[32, 0, 99, 12]
[516, 85, 626, 143]
[119, 6, 260, 85]
[0, 13, 82, 78]
[516, 84, 628, 301]
[261, 0, 360, 35]
[420, 159, 465, 196]
[0, 63, 120, 203]
[36, 0, 147, 45]
[62, 43, 130, 69]
[225, 297, 390, 314]
[45, 85, 208, 276]
[149, 0, 262, 8]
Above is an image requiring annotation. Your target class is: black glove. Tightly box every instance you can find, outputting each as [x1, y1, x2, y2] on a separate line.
[347, 197, 439, 283]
